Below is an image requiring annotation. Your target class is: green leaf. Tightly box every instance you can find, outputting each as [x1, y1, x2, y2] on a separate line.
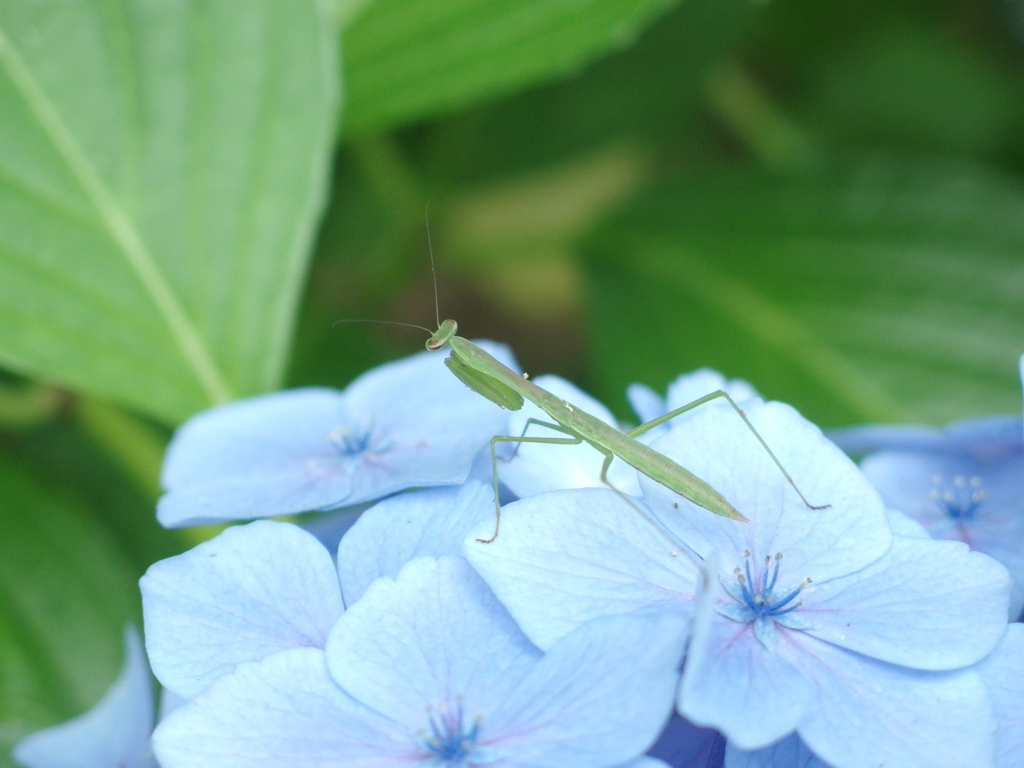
[0, 456, 140, 764]
[584, 155, 1024, 427]
[0, 0, 339, 424]
[343, 0, 678, 134]
[800, 24, 1021, 159]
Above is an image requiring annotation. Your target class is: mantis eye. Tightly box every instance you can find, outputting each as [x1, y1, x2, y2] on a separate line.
[426, 319, 458, 350]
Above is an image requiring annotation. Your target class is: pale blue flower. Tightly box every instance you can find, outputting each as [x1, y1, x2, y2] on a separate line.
[466, 399, 1012, 768]
[152, 556, 690, 768]
[828, 356, 1024, 618]
[157, 342, 516, 527]
[142, 482, 497, 699]
[12, 627, 156, 768]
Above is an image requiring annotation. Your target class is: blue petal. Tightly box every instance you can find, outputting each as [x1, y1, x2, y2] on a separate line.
[977, 623, 1024, 768]
[826, 424, 950, 454]
[885, 508, 929, 538]
[943, 415, 1024, 456]
[725, 733, 830, 768]
[793, 636, 996, 768]
[465, 487, 701, 649]
[158, 343, 515, 527]
[499, 375, 642, 498]
[158, 388, 355, 526]
[141, 521, 343, 698]
[336, 482, 494, 606]
[716, 603, 756, 624]
[829, 416, 1023, 458]
[799, 536, 1010, 670]
[487, 608, 690, 768]
[152, 648, 406, 768]
[13, 627, 154, 768]
[772, 613, 817, 632]
[719, 576, 749, 605]
[641, 400, 892, 588]
[325, 556, 541, 729]
[752, 617, 778, 651]
[679, 612, 813, 750]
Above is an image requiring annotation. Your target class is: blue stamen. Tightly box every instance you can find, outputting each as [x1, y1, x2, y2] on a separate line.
[327, 420, 375, 457]
[766, 555, 781, 593]
[769, 588, 803, 612]
[734, 551, 809, 620]
[419, 700, 483, 766]
[929, 474, 987, 522]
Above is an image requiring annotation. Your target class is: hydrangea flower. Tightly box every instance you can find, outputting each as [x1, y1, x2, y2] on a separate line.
[157, 342, 516, 527]
[828, 356, 1024, 618]
[143, 481, 494, 699]
[152, 555, 691, 768]
[12, 627, 156, 768]
[466, 399, 1012, 768]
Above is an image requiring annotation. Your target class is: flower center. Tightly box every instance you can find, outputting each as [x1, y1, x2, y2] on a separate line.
[418, 700, 486, 766]
[733, 551, 810, 619]
[929, 474, 987, 521]
[718, 550, 816, 650]
[326, 418, 376, 457]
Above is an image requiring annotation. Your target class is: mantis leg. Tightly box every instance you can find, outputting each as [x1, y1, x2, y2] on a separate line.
[503, 418, 570, 461]
[626, 389, 829, 510]
[596, 443, 706, 570]
[479, 424, 583, 544]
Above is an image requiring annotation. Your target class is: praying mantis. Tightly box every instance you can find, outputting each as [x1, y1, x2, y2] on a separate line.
[425, 317, 829, 543]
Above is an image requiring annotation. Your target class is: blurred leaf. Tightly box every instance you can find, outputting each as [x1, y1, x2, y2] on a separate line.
[0, 0, 339, 425]
[800, 24, 1022, 158]
[425, 0, 758, 182]
[0, 456, 140, 764]
[291, 0, 757, 392]
[343, 0, 679, 134]
[584, 155, 1024, 427]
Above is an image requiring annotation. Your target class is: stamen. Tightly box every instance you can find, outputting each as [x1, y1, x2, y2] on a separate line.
[418, 698, 485, 765]
[730, 551, 810, 623]
[930, 472, 988, 521]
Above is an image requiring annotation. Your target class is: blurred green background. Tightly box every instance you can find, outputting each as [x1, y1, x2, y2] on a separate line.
[1, 0, 1023, 759]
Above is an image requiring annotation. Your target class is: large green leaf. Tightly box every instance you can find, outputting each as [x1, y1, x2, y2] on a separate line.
[584, 155, 1024, 427]
[0, 456, 140, 765]
[343, 0, 678, 134]
[0, 0, 339, 424]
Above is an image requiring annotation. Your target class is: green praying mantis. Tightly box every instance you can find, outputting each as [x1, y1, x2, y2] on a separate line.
[425, 317, 829, 543]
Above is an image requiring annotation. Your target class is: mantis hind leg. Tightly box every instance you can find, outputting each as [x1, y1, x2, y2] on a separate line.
[478, 425, 583, 544]
[626, 389, 830, 511]
[596, 444, 707, 571]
